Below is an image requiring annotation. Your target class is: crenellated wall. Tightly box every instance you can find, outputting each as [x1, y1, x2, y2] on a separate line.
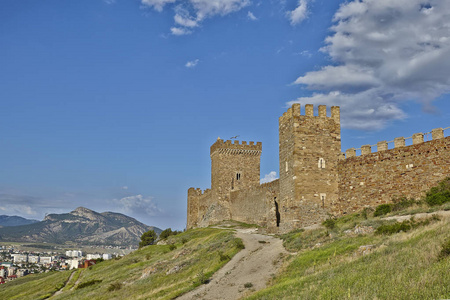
[187, 104, 449, 232]
[338, 129, 450, 215]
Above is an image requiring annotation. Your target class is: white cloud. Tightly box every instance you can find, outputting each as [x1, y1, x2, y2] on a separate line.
[103, 0, 116, 4]
[185, 59, 200, 68]
[261, 171, 278, 184]
[171, 27, 192, 35]
[122, 186, 129, 190]
[247, 11, 257, 21]
[287, 0, 309, 25]
[292, 0, 450, 130]
[142, 0, 251, 35]
[116, 194, 161, 217]
[141, 0, 177, 12]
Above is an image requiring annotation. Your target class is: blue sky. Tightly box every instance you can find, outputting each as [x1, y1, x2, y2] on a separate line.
[1, 0, 449, 230]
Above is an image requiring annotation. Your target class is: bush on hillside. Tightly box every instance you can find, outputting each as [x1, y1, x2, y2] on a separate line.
[139, 230, 157, 248]
[391, 197, 417, 211]
[159, 228, 182, 240]
[108, 282, 123, 292]
[76, 279, 102, 290]
[375, 215, 440, 235]
[439, 238, 450, 260]
[425, 177, 450, 206]
[374, 204, 392, 217]
[322, 218, 336, 229]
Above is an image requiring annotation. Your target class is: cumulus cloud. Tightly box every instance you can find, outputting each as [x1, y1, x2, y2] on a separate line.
[185, 59, 200, 68]
[287, 0, 309, 25]
[291, 0, 450, 130]
[261, 171, 278, 184]
[116, 194, 161, 217]
[142, 0, 250, 35]
[247, 11, 258, 21]
[170, 27, 192, 35]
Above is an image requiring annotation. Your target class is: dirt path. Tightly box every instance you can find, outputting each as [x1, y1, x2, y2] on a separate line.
[51, 270, 76, 298]
[383, 209, 450, 222]
[177, 228, 288, 300]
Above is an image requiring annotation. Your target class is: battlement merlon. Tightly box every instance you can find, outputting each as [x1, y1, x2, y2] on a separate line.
[210, 138, 262, 156]
[279, 103, 340, 124]
[188, 187, 211, 196]
[343, 127, 448, 159]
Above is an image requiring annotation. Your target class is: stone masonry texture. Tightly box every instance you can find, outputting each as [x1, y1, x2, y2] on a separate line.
[187, 104, 449, 232]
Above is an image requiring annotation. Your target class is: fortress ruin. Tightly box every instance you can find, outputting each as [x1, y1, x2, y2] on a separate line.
[187, 104, 450, 232]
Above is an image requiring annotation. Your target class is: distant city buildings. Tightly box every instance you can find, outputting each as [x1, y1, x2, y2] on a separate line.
[0, 246, 119, 283]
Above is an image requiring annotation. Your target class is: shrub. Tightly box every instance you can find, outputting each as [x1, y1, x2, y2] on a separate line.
[195, 270, 208, 285]
[322, 218, 336, 230]
[76, 279, 102, 289]
[168, 244, 177, 251]
[139, 230, 157, 248]
[160, 228, 173, 240]
[181, 238, 188, 244]
[425, 177, 450, 206]
[234, 239, 245, 249]
[244, 282, 253, 288]
[391, 197, 417, 211]
[374, 204, 392, 217]
[438, 239, 450, 260]
[375, 220, 411, 235]
[375, 215, 440, 235]
[218, 251, 230, 261]
[108, 282, 123, 292]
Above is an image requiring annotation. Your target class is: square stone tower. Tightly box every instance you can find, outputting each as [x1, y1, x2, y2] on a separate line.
[278, 103, 341, 229]
[210, 138, 262, 200]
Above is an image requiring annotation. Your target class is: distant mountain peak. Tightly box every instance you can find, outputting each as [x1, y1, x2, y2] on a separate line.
[0, 208, 162, 246]
[71, 206, 94, 214]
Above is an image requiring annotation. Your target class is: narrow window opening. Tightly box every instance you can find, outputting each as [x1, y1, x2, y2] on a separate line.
[285, 161, 288, 173]
[318, 158, 326, 169]
[236, 172, 241, 181]
[320, 193, 326, 209]
[274, 198, 280, 227]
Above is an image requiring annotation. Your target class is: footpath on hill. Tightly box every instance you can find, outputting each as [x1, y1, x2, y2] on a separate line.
[177, 227, 288, 300]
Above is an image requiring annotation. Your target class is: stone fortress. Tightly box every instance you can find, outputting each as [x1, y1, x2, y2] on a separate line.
[187, 103, 450, 232]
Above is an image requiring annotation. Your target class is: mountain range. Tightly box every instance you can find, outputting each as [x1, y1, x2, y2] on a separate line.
[0, 207, 161, 246]
[0, 215, 39, 227]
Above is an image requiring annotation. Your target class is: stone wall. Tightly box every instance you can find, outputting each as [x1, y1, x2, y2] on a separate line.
[338, 132, 450, 215]
[229, 179, 279, 230]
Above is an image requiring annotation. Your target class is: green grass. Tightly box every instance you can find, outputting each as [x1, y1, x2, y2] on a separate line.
[246, 215, 450, 300]
[0, 270, 73, 300]
[1, 227, 242, 300]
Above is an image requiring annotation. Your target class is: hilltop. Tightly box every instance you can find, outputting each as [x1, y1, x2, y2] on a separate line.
[1, 179, 450, 299]
[0, 207, 161, 247]
[1, 209, 450, 299]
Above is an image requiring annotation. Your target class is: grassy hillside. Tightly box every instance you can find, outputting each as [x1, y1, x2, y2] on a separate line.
[246, 211, 450, 299]
[0, 227, 242, 300]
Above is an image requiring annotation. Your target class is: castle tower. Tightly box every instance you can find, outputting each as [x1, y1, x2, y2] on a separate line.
[279, 103, 341, 229]
[210, 138, 262, 199]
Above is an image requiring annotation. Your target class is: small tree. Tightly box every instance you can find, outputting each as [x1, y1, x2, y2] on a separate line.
[139, 230, 157, 248]
[160, 228, 173, 240]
